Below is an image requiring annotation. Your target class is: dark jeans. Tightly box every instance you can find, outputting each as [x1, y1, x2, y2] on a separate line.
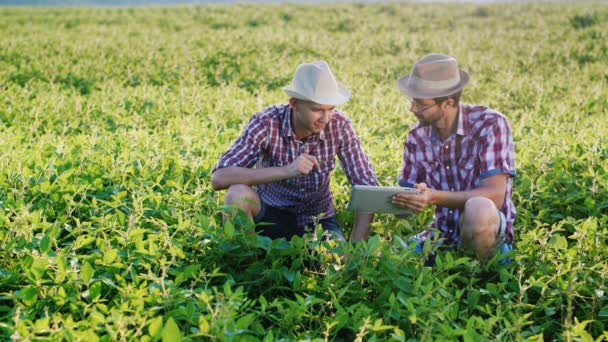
[253, 202, 346, 242]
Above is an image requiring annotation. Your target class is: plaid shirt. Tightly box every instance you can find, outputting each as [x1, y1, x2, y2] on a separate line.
[399, 103, 516, 245]
[214, 104, 378, 227]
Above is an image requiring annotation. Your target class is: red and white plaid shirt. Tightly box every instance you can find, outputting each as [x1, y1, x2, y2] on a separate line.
[399, 103, 516, 245]
[214, 104, 378, 227]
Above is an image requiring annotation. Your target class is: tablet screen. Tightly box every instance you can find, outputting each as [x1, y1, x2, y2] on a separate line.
[346, 185, 420, 215]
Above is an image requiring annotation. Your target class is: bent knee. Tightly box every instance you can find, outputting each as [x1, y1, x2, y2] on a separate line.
[224, 184, 261, 216]
[464, 196, 497, 213]
[460, 197, 499, 240]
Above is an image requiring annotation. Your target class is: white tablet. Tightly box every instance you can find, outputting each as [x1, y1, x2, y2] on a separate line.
[346, 185, 420, 215]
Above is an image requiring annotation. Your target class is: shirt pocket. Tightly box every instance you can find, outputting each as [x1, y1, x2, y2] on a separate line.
[311, 160, 334, 186]
[458, 157, 477, 185]
[421, 160, 439, 185]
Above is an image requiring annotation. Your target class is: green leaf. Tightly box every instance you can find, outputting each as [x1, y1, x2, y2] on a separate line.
[116, 210, 126, 226]
[162, 317, 181, 342]
[54, 256, 67, 283]
[33, 316, 50, 333]
[184, 264, 201, 279]
[16, 286, 38, 306]
[236, 313, 255, 330]
[40, 181, 52, 193]
[103, 248, 118, 264]
[258, 295, 267, 310]
[148, 316, 163, 339]
[81, 262, 94, 284]
[165, 179, 179, 188]
[39, 234, 51, 253]
[224, 221, 234, 239]
[198, 316, 209, 335]
[128, 229, 147, 241]
[281, 268, 294, 282]
[89, 281, 102, 299]
[263, 330, 274, 342]
[30, 258, 48, 281]
[74, 236, 96, 250]
[366, 235, 381, 254]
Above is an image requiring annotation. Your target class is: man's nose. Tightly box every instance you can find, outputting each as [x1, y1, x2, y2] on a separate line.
[320, 110, 332, 123]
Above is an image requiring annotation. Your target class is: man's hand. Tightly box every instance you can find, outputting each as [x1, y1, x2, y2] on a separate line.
[285, 153, 319, 177]
[392, 183, 434, 212]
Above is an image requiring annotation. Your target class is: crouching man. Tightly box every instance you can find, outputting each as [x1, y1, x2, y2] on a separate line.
[211, 61, 378, 242]
[353, 54, 516, 264]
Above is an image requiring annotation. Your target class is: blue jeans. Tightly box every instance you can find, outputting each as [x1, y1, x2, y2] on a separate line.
[253, 202, 346, 242]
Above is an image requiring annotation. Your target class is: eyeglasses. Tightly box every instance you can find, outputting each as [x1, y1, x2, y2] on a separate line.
[409, 100, 437, 113]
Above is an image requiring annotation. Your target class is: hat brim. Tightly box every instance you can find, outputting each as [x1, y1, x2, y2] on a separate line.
[283, 83, 351, 105]
[397, 70, 470, 99]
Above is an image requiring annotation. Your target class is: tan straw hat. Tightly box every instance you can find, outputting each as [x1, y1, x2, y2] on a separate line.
[283, 61, 351, 105]
[397, 53, 470, 98]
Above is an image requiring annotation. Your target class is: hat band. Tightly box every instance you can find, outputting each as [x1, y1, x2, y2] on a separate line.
[408, 74, 460, 90]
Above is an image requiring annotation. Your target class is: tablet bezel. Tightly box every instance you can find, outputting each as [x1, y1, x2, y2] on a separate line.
[346, 185, 420, 215]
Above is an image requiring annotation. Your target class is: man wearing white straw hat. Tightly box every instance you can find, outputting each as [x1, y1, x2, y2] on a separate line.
[211, 61, 378, 242]
[390, 53, 516, 264]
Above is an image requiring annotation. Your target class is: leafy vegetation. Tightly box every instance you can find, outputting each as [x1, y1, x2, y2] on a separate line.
[1, 2, 607, 341]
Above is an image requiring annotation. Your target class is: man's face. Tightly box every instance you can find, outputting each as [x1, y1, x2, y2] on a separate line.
[290, 99, 335, 137]
[409, 98, 442, 126]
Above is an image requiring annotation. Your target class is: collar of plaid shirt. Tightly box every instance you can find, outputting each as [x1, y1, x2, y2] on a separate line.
[426, 104, 470, 141]
[280, 105, 326, 142]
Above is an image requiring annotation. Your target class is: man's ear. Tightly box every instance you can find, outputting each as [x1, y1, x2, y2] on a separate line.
[288, 98, 298, 108]
[441, 98, 455, 110]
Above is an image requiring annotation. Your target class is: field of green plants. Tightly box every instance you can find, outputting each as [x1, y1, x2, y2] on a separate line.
[1, 2, 607, 340]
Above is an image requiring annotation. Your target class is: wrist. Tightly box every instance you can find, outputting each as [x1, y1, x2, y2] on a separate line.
[281, 165, 296, 179]
[428, 188, 439, 206]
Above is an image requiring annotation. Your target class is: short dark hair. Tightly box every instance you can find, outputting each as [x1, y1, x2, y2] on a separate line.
[433, 90, 462, 107]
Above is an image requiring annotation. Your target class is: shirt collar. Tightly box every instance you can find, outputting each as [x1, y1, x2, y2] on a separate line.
[456, 103, 468, 136]
[427, 103, 469, 140]
[280, 105, 325, 141]
[281, 105, 294, 138]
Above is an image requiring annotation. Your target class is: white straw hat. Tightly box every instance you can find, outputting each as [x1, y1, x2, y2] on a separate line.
[283, 61, 351, 105]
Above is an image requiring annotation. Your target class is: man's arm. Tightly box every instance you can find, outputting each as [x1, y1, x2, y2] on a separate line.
[335, 118, 379, 240]
[392, 174, 508, 212]
[211, 154, 319, 190]
[336, 120, 378, 187]
[350, 212, 374, 242]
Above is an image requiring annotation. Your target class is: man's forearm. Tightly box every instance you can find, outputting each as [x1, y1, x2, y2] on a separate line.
[430, 183, 505, 209]
[211, 166, 291, 190]
[350, 212, 374, 242]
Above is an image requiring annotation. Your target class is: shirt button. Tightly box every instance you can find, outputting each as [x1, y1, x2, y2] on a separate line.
[449, 210, 453, 214]
[450, 188, 455, 191]
[445, 145, 449, 149]
[446, 166, 450, 170]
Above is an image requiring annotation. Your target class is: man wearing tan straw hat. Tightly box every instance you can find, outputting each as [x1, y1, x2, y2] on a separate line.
[391, 53, 515, 264]
[211, 61, 378, 242]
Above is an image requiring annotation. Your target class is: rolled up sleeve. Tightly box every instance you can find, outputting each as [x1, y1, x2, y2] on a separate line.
[479, 116, 516, 179]
[213, 115, 267, 173]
